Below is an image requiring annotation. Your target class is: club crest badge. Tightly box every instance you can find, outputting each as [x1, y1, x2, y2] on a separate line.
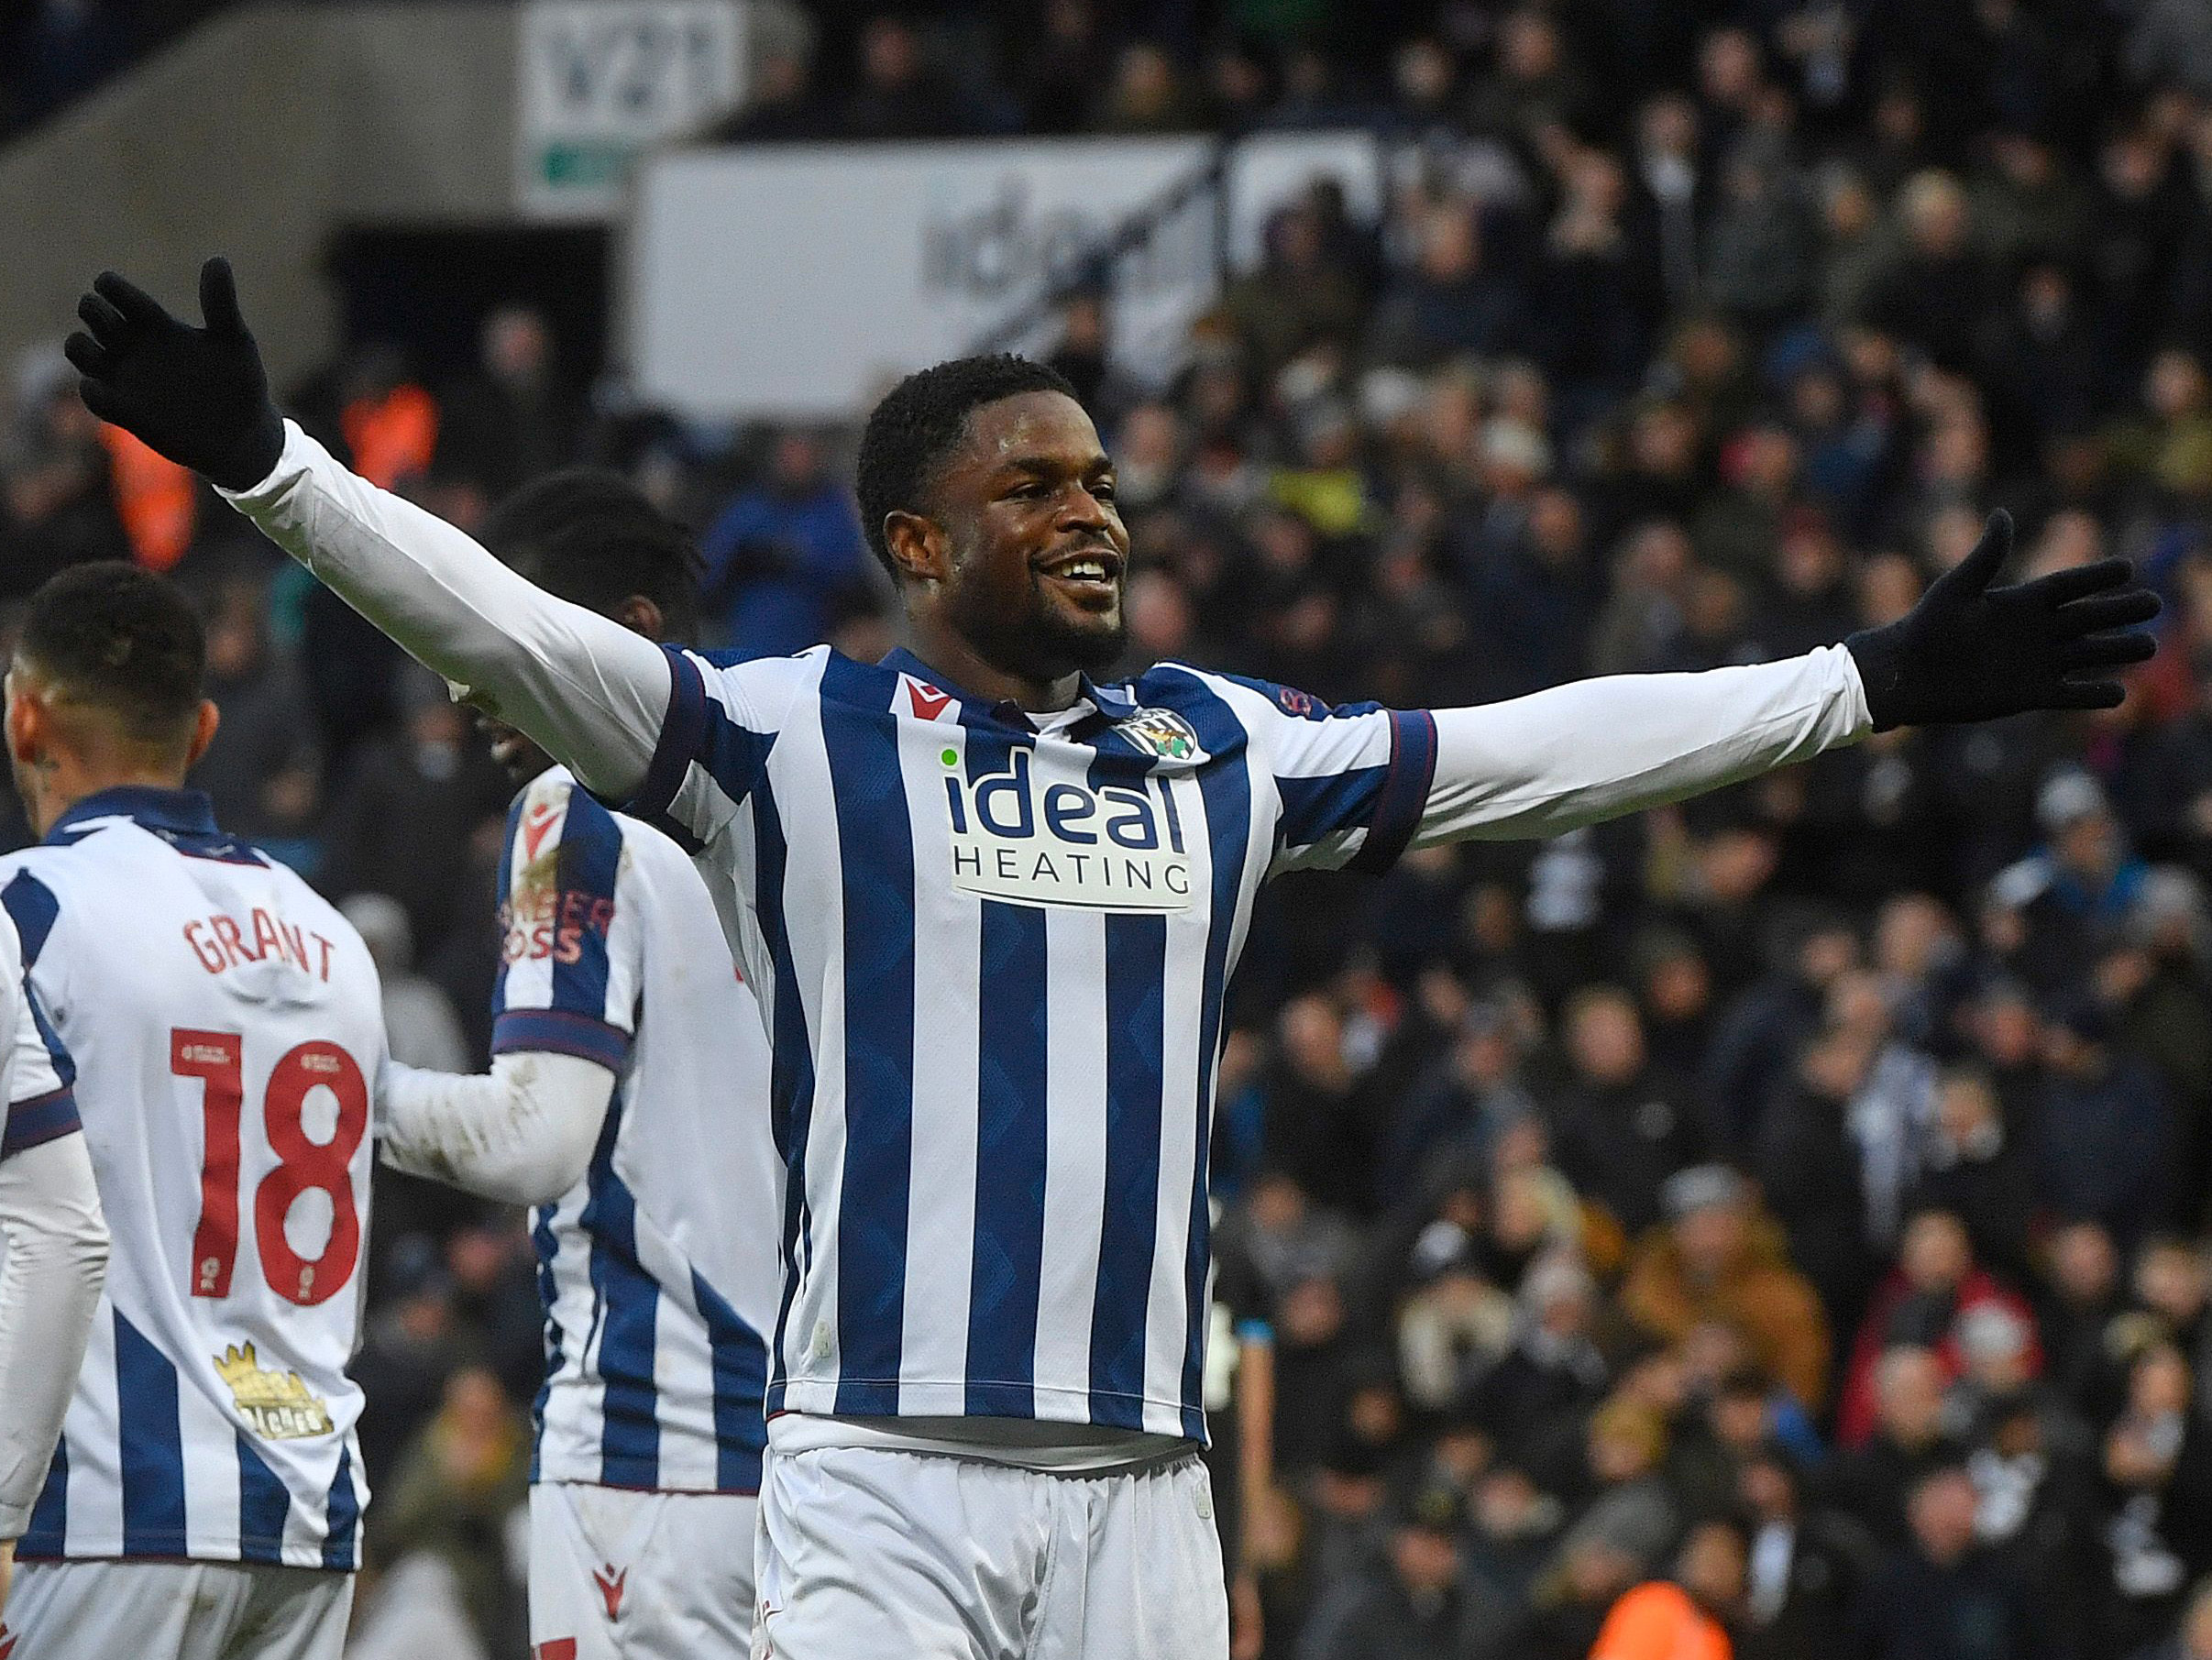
[1114, 708, 1205, 764]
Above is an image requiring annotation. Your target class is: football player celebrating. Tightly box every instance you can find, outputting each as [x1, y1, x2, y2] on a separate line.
[70, 259, 2159, 1658]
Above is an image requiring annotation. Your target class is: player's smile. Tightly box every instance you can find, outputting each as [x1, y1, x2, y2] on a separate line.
[1032, 542, 1125, 606]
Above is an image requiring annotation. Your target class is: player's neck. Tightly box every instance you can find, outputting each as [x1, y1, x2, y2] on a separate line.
[28, 757, 191, 840]
[901, 627, 1082, 715]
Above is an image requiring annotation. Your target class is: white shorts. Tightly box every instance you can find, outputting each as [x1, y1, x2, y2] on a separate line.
[753, 1445, 1228, 1660]
[5, 1559, 353, 1660]
[529, 1482, 759, 1659]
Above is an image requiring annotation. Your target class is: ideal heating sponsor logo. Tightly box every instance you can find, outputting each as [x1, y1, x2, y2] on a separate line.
[941, 745, 1193, 912]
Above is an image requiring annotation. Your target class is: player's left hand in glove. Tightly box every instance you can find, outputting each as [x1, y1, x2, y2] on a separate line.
[65, 257, 284, 493]
[1845, 509, 2162, 730]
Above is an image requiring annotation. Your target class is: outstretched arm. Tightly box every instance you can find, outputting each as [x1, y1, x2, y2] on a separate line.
[378, 1053, 611, 1206]
[1416, 511, 2157, 845]
[65, 260, 669, 801]
[1258, 514, 2159, 870]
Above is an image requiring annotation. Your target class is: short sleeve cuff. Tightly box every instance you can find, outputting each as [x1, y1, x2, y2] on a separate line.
[0, 1087, 80, 1160]
[620, 644, 710, 827]
[491, 1008, 632, 1072]
[1348, 709, 1439, 874]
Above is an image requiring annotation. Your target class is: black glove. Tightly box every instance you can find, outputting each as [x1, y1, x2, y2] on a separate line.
[1844, 510, 2161, 731]
[64, 258, 284, 493]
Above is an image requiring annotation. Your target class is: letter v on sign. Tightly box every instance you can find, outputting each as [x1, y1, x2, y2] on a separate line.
[905, 677, 955, 721]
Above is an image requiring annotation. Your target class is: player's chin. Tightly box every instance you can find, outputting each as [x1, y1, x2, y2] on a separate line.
[1040, 602, 1128, 673]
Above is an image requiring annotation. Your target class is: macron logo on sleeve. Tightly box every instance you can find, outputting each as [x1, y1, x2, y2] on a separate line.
[522, 799, 565, 863]
[902, 677, 955, 722]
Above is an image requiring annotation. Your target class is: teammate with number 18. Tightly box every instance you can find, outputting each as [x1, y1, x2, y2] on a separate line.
[0, 566, 384, 1660]
[72, 259, 2164, 1658]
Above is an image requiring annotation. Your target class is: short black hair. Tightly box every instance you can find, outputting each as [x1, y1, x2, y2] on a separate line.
[853, 354, 1080, 577]
[479, 469, 702, 644]
[17, 562, 205, 745]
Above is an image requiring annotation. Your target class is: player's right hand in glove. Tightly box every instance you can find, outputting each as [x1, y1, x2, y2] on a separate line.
[1844, 510, 2161, 730]
[65, 258, 284, 493]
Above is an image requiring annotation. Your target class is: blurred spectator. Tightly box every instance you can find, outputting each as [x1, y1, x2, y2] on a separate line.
[1, 350, 127, 599]
[1619, 1165, 1831, 1413]
[341, 892, 470, 1072]
[1295, 1473, 1514, 1660]
[1853, 1461, 2044, 1660]
[1548, 987, 1703, 1237]
[699, 428, 870, 656]
[189, 567, 323, 862]
[1737, 1446, 1878, 1660]
[1366, 200, 1528, 370]
[319, 666, 510, 968]
[366, 1366, 530, 1660]
[2133, 1578, 2212, 1660]
[1585, 1516, 1744, 1660]
[837, 15, 975, 138]
[435, 308, 584, 507]
[1838, 1210, 2039, 1447]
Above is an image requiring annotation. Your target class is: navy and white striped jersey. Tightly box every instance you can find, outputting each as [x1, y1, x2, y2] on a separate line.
[626, 646, 1438, 1440]
[495, 766, 777, 1492]
[225, 421, 1874, 1451]
[3, 788, 382, 1569]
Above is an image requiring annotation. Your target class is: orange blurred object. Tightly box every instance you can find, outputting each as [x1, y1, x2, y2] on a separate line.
[342, 384, 439, 491]
[99, 424, 196, 571]
[1588, 1582, 1731, 1660]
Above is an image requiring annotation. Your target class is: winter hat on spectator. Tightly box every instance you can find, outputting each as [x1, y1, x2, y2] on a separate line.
[1662, 1164, 1748, 1221]
[2035, 768, 2108, 835]
[1409, 1218, 1484, 1284]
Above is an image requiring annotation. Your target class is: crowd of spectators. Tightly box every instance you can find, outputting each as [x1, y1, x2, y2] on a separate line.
[16, 2, 2212, 1657]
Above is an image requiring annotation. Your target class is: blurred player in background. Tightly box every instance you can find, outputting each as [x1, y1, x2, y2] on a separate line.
[0, 872, 108, 1631]
[372, 470, 777, 1659]
[71, 260, 2160, 1659]
[0, 564, 385, 1660]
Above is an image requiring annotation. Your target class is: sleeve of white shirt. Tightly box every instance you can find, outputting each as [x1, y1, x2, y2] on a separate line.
[1413, 645, 1872, 844]
[374, 768, 644, 1205]
[1224, 644, 1869, 872]
[0, 912, 105, 1540]
[218, 422, 673, 803]
[376, 1052, 611, 1207]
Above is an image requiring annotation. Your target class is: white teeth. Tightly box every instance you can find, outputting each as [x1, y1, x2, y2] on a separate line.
[1059, 560, 1107, 580]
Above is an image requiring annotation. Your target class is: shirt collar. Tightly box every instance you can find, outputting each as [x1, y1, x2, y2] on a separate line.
[47, 785, 221, 844]
[879, 647, 1138, 724]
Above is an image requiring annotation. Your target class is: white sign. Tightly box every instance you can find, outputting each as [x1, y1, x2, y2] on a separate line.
[625, 132, 1383, 420]
[517, 0, 746, 220]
